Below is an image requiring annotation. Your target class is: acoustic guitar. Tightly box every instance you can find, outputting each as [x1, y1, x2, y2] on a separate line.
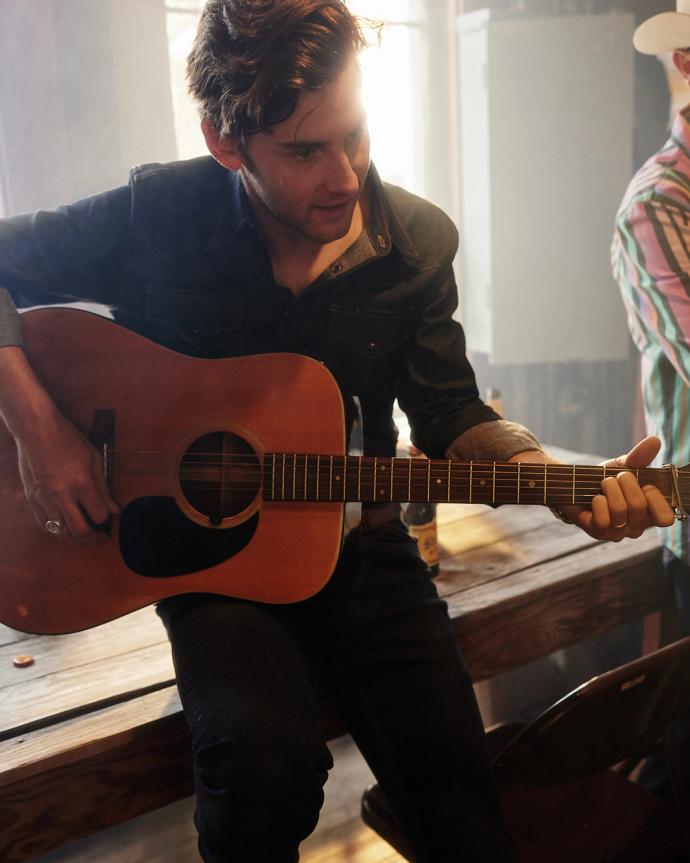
[0, 309, 686, 634]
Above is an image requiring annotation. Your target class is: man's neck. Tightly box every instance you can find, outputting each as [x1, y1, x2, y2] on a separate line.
[245, 188, 366, 295]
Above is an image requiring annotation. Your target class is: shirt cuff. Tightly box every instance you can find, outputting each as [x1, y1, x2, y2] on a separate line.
[0, 289, 22, 347]
[445, 420, 544, 463]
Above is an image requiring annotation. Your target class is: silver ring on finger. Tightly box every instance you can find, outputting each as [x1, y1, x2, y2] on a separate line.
[45, 519, 63, 535]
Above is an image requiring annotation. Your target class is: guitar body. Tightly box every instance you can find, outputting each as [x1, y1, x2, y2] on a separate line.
[0, 309, 346, 634]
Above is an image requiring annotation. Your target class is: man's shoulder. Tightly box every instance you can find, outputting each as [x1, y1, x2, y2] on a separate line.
[618, 139, 690, 219]
[128, 156, 234, 222]
[381, 181, 459, 265]
[130, 155, 227, 187]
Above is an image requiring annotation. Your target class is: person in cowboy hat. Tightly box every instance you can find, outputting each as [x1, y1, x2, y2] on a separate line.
[633, 0, 690, 55]
[612, 1, 690, 794]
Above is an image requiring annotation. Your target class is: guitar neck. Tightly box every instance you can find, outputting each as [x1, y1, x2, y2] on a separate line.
[262, 454, 675, 507]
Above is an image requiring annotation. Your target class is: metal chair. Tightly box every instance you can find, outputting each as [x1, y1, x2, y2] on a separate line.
[361, 636, 690, 862]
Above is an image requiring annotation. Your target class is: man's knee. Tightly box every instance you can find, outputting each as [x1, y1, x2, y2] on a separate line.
[190, 712, 332, 844]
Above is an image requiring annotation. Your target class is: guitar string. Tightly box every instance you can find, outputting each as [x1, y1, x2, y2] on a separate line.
[109, 453, 660, 478]
[103, 451, 677, 483]
[110, 466, 668, 487]
[110, 454, 671, 480]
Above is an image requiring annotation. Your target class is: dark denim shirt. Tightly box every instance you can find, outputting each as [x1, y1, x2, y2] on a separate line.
[0, 156, 498, 457]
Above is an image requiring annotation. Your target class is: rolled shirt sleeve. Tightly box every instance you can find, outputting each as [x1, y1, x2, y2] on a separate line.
[0, 185, 132, 347]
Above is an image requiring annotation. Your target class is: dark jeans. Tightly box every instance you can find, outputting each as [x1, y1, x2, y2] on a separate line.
[157, 521, 516, 863]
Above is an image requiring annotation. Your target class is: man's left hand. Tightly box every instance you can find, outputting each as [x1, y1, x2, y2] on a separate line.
[510, 436, 676, 542]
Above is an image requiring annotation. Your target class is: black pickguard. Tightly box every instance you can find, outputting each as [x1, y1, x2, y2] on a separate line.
[119, 497, 258, 578]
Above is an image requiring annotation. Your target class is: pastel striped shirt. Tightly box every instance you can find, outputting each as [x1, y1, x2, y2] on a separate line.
[611, 105, 690, 560]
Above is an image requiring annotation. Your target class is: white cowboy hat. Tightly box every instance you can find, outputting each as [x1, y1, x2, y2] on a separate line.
[634, 1, 690, 54]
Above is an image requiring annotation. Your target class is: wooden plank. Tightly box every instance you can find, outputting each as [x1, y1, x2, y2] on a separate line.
[436, 517, 597, 597]
[0, 707, 194, 863]
[0, 625, 32, 649]
[0, 686, 182, 777]
[451, 532, 664, 681]
[0, 640, 175, 737]
[301, 821, 405, 862]
[437, 502, 557, 556]
[0, 607, 166, 686]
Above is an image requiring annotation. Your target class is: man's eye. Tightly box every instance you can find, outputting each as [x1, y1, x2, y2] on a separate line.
[294, 147, 315, 161]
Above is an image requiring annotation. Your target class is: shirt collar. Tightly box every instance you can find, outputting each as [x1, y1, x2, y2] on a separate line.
[365, 163, 421, 263]
[672, 105, 690, 161]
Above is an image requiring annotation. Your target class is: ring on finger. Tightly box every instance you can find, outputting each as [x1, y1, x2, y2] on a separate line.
[45, 519, 63, 534]
[612, 521, 627, 529]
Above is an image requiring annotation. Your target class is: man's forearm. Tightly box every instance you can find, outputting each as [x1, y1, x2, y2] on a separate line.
[0, 288, 22, 347]
[0, 345, 60, 442]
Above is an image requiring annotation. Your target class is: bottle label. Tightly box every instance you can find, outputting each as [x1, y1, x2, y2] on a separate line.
[406, 520, 439, 569]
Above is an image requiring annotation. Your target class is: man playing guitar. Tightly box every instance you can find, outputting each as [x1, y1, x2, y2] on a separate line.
[0, 2, 675, 860]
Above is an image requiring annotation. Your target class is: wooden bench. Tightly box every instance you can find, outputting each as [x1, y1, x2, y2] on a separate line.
[0, 501, 667, 862]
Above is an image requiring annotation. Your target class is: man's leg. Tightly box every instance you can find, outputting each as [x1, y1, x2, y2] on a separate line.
[157, 594, 333, 863]
[321, 522, 517, 863]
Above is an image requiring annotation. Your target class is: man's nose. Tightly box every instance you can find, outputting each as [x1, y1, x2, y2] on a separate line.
[324, 151, 360, 196]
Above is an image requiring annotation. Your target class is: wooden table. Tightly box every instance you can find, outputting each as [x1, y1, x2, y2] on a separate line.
[0, 496, 666, 862]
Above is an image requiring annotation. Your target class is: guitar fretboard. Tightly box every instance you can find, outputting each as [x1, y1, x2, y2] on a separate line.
[262, 454, 674, 507]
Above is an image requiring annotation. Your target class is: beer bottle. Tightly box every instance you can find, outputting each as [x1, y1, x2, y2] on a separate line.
[402, 445, 440, 576]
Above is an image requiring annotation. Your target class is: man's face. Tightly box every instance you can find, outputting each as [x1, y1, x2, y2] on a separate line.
[239, 57, 371, 246]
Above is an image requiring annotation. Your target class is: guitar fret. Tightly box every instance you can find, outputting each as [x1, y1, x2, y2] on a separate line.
[373, 457, 378, 501]
[469, 462, 473, 503]
[343, 456, 348, 501]
[408, 460, 412, 501]
[516, 463, 521, 504]
[304, 455, 308, 501]
[572, 465, 575, 504]
[543, 463, 547, 504]
[447, 461, 451, 503]
[358, 456, 362, 501]
[492, 462, 496, 504]
[426, 460, 431, 502]
[316, 455, 320, 501]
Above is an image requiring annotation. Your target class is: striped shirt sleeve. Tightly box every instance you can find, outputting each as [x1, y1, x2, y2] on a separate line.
[616, 195, 690, 387]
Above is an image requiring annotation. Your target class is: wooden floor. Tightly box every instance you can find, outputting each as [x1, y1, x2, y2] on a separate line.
[31, 733, 404, 863]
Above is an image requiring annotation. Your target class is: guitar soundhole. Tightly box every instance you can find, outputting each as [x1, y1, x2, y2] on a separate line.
[180, 432, 261, 523]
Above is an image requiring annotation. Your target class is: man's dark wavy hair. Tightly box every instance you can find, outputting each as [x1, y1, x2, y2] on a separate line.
[187, 0, 366, 148]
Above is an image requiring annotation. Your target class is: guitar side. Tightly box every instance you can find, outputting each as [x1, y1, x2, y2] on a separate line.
[0, 309, 346, 634]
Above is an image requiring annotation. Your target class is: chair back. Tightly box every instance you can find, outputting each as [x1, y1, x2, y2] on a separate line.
[493, 635, 690, 788]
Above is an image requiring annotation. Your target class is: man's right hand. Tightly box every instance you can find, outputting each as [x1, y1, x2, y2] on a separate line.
[17, 413, 118, 544]
[0, 346, 118, 544]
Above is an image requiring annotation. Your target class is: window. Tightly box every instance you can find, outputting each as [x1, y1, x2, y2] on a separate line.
[165, 1, 207, 160]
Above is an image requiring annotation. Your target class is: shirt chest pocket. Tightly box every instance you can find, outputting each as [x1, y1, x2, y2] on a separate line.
[141, 286, 242, 355]
[326, 305, 410, 394]
[142, 286, 278, 358]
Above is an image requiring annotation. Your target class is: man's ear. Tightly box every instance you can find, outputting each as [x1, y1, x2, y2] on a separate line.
[672, 50, 690, 84]
[201, 119, 244, 171]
